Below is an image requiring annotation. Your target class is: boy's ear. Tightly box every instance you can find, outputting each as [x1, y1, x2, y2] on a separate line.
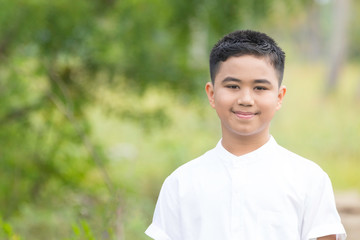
[205, 82, 215, 108]
[276, 85, 287, 110]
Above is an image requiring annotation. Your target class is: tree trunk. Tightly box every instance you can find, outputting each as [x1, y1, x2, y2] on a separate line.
[325, 0, 351, 93]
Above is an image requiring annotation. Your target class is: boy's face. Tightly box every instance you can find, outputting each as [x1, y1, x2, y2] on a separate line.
[205, 55, 286, 140]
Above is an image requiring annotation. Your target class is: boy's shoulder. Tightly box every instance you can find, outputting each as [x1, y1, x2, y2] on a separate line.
[160, 146, 222, 193]
[169, 146, 219, 178]
[275, 143, 322, 167]
[273, 142, 328, 179]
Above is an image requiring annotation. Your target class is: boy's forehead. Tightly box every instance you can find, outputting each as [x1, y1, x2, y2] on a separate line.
[214, 55, 280, 85]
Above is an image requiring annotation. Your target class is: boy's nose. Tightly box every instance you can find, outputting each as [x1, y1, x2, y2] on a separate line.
[237, 89, 254, 106]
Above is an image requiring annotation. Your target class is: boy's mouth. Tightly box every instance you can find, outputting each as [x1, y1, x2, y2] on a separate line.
[233, 111, 258, 119]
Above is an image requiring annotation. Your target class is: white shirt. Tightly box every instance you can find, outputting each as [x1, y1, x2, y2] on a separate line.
[145, 136, 346, 240]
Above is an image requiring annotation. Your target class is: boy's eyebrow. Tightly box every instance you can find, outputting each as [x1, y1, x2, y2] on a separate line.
[221, 77, 273, 85]
[254, 79, 272, 85]
[222, 77, 241, 83]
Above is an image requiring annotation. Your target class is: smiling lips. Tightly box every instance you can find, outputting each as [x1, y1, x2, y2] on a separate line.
[233, 111, 258, 119]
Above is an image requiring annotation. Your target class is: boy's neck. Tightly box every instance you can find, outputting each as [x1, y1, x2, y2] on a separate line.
[221, 132, 270, 157]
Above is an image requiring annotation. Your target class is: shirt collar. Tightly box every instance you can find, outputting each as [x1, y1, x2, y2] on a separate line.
[215, 136, 277, 168]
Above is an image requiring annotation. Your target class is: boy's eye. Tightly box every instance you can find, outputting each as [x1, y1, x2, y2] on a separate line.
[226, 85, 239, 89]
[254, 86, 267, 91]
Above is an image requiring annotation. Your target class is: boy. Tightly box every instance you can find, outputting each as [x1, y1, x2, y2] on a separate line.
[145, 30, 346, 240]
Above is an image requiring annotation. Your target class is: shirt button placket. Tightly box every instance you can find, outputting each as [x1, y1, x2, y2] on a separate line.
[230, 165, 247, 239]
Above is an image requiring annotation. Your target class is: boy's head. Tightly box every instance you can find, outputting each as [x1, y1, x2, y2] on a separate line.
[205, 30, 287, 150]
[209, 30, 285, 86]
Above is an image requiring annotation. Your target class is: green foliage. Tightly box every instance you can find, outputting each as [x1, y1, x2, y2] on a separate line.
[67, 221, 97, 240]
[0, 217, 21, 240]
[0, 0, 289, 218]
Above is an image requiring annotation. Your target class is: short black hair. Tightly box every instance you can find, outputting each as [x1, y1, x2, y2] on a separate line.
[209, 30, 285, 85]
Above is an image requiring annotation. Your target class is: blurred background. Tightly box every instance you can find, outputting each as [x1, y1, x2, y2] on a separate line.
[0, 0, 359, 239]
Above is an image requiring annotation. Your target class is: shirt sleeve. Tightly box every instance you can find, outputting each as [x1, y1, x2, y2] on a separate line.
[302, 170, 346, 240]
[145, 174, 182, 240]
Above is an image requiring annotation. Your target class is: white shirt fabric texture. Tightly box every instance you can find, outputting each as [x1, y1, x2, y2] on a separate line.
[145, 136, 346, 240]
